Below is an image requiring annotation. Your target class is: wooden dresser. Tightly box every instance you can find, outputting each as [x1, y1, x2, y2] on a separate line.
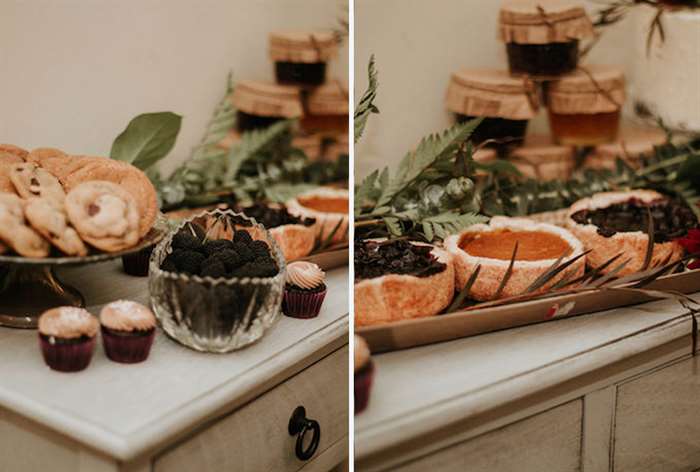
[355, 294, 700, 471]
[0, 261, 348, 472]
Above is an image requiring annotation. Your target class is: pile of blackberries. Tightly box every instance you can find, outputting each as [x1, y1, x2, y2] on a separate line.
[240, 203, 315, 229]
[161, 227, 279, 279]
[355, 239, 446, 281]
[571, 198, 698, 243]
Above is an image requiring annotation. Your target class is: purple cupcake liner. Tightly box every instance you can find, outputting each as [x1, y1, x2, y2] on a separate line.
[282, 287, 327, 319]
[354, 361, 375, 414]
[101, 327, 155, 363]
[39, 335, 96, 372]
[121, 245, 155, 277]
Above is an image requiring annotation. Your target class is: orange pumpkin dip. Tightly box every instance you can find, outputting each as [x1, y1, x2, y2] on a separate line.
[459, 230, 572, 261]
[297, 196, 348, 214]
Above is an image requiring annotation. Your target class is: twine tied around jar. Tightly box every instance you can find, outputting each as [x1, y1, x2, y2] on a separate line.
[575, 66, 622, 109]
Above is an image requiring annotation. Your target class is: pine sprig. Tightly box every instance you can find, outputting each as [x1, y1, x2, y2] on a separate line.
[192, 73, 237, 161]
[354, 55, 379, 143]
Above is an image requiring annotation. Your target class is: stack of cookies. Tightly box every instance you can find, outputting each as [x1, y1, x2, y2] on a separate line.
[0, 145, 158, 257]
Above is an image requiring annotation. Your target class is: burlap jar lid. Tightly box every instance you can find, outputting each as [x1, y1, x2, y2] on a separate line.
[446, 69, 539, 120]
[547, 65, 626, 114]
[510, 134, 574, 179]
[307, 80, 349, 115]
[269, 31, 338, 63]
[499, 0, 595, 44]
[231, 80, 303, 118]
[587, 127, 666, 169]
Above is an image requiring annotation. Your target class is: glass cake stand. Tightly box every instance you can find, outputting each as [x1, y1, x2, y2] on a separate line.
[0, 218, 168, 328]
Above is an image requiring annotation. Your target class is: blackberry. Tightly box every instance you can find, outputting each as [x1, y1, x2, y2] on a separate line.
[234, 243, 255, 263]
[255, 261, 279, 277]
[171, 231, 201, 251]
[160, 254, 178, 272]
[254, 254, 274, 265]
[201, 260, 226, 278]
[171, 249, 206, 275]
[250, 240, 270, 258]
[219, 249, 242, 270]
[354, 239, 446, 281]
[202, 239, 234, 256]
[233, 230, 253, 244]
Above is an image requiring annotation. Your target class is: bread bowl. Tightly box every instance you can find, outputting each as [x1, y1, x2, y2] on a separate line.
[286, 187, 348, 244]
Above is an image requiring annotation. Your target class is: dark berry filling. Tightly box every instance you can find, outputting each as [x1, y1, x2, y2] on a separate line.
[506, 41, 579, 76]
[240, 203, 316, 229]
[455, 114, 528, 148]
[571, 198, 698, 243]
[355, 239, 446, 281]
[237, 111, 284, 132]
[160, 228, 279, 279]
[275, 61, 326, 86]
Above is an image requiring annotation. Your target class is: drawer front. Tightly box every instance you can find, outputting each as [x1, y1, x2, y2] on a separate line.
[154, 346, 348, 472]
[614, 356, 700, 472]
[393, 400, 583, 472]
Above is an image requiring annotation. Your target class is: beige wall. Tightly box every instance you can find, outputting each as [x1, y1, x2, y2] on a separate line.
[354, 0, 637, 178]
[0, 0, 348, 175]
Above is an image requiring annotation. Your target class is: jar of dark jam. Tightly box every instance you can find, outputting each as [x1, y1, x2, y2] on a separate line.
[585, 127, 667, 170]
[301, 80, 349, 136]
[230, 80, 303, 133]
[499, 0, 594, 77]
[269, 31, 338, 87]
[446, 69, 539, 150]
[546, 65, 625, 146]
[509, 134, 575, 180]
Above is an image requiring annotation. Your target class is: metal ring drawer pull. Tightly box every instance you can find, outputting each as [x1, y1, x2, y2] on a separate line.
[288, 406, 321, 461]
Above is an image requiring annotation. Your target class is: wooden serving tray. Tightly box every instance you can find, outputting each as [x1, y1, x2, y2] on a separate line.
[357, 269, 700, 353]
[300, 246, 348, 271]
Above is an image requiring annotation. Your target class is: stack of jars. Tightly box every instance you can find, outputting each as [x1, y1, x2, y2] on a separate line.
[220, 31, 348, 162]
[444, 0, 654, 180]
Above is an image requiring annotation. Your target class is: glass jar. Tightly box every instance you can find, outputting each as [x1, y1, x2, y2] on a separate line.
[585, 127, 667, 170]
[499, 0, 594, 77]
[300, 81, 349, 135]
[269, 31, 338, 87]
[230, 80, 302, 133]
[546, 65, 626, 146]
[446, 69, 538, 151]
[149, 209, 286, 353]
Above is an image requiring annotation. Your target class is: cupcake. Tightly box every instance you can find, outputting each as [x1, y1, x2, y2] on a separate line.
[282, 261, 327, 318]
[121, 245, 155, 277]
[99, 300, 157, 363]
[38, 307, 99, 372]
[354, 335, 374, 414]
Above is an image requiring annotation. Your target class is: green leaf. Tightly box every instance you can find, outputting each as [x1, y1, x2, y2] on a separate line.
[376, 119, 482, 208]
[223, 120, 293, 183]
[264, 182, 317, 203]
[354, 55, 379, 143]
[110, 112, 182, 170]
[384, 217, 402, 236]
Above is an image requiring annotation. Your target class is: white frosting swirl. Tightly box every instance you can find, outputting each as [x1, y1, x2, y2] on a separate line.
[100, 300, 156, 332]
[38, 307, 99, 339]
[286, 261, 325, 289]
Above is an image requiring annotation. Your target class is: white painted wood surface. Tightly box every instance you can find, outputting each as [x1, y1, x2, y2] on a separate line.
[393, 400, 583, 472]
[154, 346, 348, 472]
[355, 294, 700, 464]
[614, 356, 700, 471]
[0, 260, 349, 463]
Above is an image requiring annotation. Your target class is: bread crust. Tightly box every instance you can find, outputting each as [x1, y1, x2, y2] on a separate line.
[0, 144, 28, 161]
[444, 217, 586, 301]
[286, 187, 348, 244]
[270, 224, 315, 261]
[355, 244, 455, 327]
[567, 190, 685, 275]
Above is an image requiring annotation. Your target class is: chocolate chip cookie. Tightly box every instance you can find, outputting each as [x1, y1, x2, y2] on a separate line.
[9, 162, 66, 205]
[0, 194, 50, 257]
[65, 181, 140, 252]
[25, 198, 88, 256]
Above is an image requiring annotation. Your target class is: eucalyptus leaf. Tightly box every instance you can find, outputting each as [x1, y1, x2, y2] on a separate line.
[110, 112, 182, 170]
